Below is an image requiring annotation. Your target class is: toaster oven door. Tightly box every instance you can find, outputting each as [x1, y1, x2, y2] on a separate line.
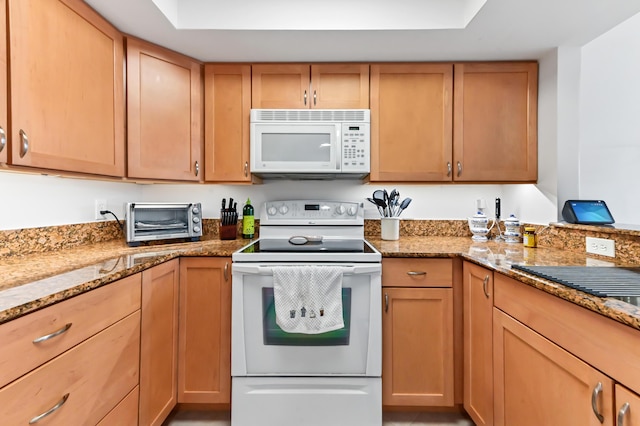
[125, 203, 201, 244]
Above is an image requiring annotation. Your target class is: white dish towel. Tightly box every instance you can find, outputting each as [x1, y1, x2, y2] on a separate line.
[272, 265, 346, 334]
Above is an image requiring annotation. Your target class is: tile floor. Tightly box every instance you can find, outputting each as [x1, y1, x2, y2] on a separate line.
[163, 410, 475, 426]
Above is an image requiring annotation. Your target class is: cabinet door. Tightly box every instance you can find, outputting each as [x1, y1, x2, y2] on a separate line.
[453, 62, 538, 182]
[382, 287, 454, 407]
[463, 262, 494, 426]
[127, 37, 203, 181]
[7, 0, 125, 176]
[0, 0, 7, 164]
[370, 64, 453, 182]
[616, 385, 640, 426]
[493, 308, 614, 426]
[140, 259, 180, 426]
[252, 64, 310, 109]
[204, 64, 251, 182]
[311, 64, 369, 109]
[178, 257, 232, 403]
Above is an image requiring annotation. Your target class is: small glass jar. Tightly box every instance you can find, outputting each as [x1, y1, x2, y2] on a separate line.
[523, 227, 537, 248]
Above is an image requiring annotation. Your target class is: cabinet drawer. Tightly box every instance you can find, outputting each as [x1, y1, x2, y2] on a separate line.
[98, 386, 139, 426]
[382, 258, 453, 287]
[0, 311, 140, 425]
[0, 273, 141, 386]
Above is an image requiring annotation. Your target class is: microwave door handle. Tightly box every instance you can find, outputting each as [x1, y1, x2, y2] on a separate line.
[336, 127, 342, 171]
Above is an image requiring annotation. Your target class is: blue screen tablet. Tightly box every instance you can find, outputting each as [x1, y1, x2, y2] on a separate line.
[562, 200, 615, 225]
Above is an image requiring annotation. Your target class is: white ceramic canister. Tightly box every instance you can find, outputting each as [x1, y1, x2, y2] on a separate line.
[502, 214, 521, 243]
[381, 217, 400, 241]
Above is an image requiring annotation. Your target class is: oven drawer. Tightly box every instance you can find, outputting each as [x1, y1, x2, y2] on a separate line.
[382, 258, 453, 288]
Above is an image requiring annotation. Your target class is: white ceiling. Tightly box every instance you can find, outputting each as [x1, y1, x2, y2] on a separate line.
[84, 0, 640, 63]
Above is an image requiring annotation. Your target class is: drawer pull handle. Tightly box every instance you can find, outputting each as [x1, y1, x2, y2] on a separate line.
[457, 161, 462, 177]
[20, 129, 29, 158]
[482, 275, 490, 298]
[384, 293, 389, 313]
[0, 127, 6, 153]
[224, 262, 229, 282]
[33, 323, 72, 344]
[618, 402, 630, 426]
[407, 271, 427, 276]
[446, 162, 452, 177]
[194, 160, 200, 177]
[29, 393, 69, 424]
[244, 161, 249, 177]
[591, 382, 605, 423]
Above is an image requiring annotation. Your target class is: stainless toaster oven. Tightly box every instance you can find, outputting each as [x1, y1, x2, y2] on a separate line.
[125, 202, 202, 246]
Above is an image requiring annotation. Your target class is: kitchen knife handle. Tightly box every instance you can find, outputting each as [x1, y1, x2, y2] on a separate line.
[618, 402, 630, 426]
[482, 275, 490, 298]
[29, 393, 69, 424]
[446, 162, 451, 177]
[384, 293, 389, 313]
[224, 262, 229, 282]
[244, 161, 248, 177]
[194, 161, 199, 177]
[591, 382, 605, 423]
[19, 129, 29, 158]
[0, 127, 6, 153]
[457, 161, 462, 177]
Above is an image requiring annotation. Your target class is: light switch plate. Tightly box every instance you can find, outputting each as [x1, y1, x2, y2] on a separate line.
[586, 236, 615, 258]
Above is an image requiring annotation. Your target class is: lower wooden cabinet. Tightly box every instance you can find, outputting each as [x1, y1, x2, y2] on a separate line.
[98, 386, 140, 426]
[178, 257, 232, 404]
[493, 308, 614, 426]
[615, 384, 640, 426]
[381, 258, 454, 407]
[462, 261, 494, 426]
[139, 259, 180, 426]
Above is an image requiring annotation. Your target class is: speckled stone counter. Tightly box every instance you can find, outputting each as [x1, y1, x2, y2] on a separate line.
[2, 232, 640, 334]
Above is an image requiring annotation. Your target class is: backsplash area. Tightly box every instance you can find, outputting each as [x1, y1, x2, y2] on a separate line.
[2, 219, 639, 264]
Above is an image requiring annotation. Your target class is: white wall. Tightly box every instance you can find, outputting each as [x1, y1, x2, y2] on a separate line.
[580, 12, 640, 225]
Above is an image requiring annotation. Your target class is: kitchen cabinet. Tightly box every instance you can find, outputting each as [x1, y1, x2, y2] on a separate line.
[494, 272, 640, 426]
[615, 385, 640, 426]
[0, 0, 7, 164]
[127, 37, 203, 181]
[381, 258, 455, 407]
[7, 0, 125, 176]
[97, 386, 139, 426]
[493, 308, 614, 425]
[178, 257, 232, 404]
[0, 274, 141, 424]
[370, 63, 454, 182]
[204, 64, 252, 182]
[453, 62, 538, 182]
[251, 64, 369, 109]
[462, 261, 493, 426]
[139, 259, 180, 426]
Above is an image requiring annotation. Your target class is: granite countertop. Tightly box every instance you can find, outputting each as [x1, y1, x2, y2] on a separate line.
[1, 235, 640, 332]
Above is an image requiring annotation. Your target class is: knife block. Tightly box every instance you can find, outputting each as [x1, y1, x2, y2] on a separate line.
[219, 224, 237, 240]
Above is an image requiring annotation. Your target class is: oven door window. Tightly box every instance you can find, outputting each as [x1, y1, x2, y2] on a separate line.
[261, 288, 351, 346]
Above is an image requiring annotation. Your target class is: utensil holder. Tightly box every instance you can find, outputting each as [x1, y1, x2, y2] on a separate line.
[219, 224, 237, 240]
[381, 218, 400, 241]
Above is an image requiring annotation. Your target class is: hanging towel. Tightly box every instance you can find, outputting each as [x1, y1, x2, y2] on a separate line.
[272, 265, 346, 334]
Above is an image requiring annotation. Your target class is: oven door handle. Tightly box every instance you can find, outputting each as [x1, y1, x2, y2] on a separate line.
[232, 264, 381, 276]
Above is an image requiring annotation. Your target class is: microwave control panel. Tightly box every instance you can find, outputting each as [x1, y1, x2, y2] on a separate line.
[341, 123, 370, 173]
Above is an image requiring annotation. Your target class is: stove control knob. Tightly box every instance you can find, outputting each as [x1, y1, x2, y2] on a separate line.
[279, 205, 289, 215]
[267, 206, 278, 216]
[335, 205, 346, 215]
[347, 206, 358, 216]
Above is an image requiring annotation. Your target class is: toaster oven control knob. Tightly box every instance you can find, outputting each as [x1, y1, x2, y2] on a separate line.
[193, 226, 201, 233]
[193, 217, 200, 223]
[267, 206, 278, 216]
[335, 205, 346, 215]
[347, 206, 358, 216]
[192, 206, 200, 214]
[278, 205, 289, 215]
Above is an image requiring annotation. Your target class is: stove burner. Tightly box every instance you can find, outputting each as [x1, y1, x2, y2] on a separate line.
[512, 265, 640, 300]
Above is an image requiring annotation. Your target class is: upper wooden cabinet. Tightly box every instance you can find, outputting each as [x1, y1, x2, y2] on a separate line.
[252, 64, 369, 109]
[453, 62, 538, 182]
[204, 64, 252, 182]
[7, 0, 125, 176]
[370, 64, 454, 182]
[0, 0, 7, 164]
[127, 37, 203, 181]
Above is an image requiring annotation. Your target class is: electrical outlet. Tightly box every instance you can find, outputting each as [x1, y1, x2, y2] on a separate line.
[95, 199, 107, 220]
[586, 236, 615, 258]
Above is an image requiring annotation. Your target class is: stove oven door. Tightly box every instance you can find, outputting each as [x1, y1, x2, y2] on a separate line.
[231, 263, 381, 377]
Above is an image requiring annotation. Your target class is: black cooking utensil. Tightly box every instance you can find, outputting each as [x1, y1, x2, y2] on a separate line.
[366, 197, 386, 216]
[396, 197, 412, 217]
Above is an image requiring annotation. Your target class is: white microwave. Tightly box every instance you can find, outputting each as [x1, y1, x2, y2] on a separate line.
[250, 109, 370, 179]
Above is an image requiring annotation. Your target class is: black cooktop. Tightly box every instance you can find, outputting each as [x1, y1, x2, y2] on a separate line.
[512, 265, 640, 303]
[238, 239, 376, 254]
